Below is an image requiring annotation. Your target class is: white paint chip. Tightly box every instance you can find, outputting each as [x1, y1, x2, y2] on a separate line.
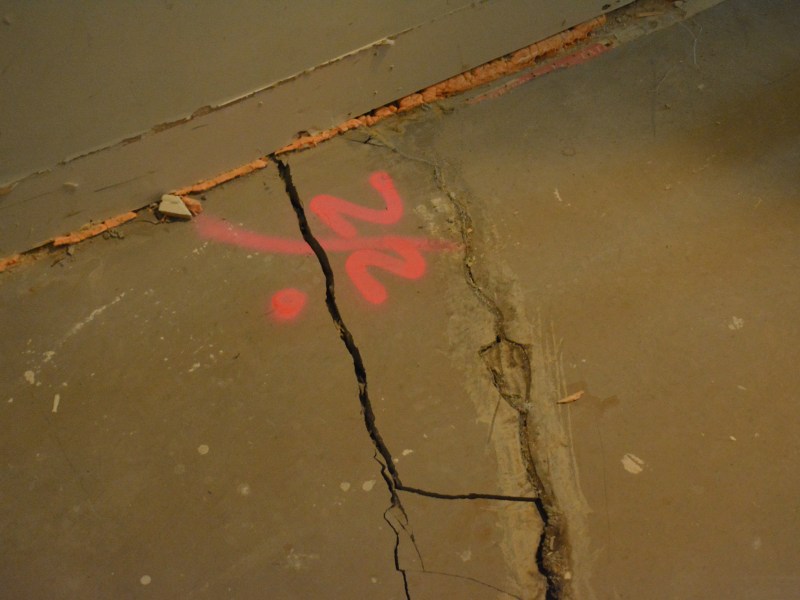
[197, 444, 210, 455]
[23, 370, 36, 385]
[621, 453, 645, 475]
[339, 482, 351, 492]
[402, 449, 414, 456]
[188, 363, 201, 373]
[52, 394, 60, 413]
[42, 350, 56, 363]
[728, 316, 745, 330]
[459, 550, 472, 562]
[362, 480, 376, 492]
[237, 483, 251, 496]
[140, 575, 151, 586]
[729, 435, 737, 441]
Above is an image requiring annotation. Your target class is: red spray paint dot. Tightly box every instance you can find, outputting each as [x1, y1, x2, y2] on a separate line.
[270, 288, 307, 320]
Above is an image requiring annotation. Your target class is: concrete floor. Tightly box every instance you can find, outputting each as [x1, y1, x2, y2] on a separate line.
[2, 0, 799, 598]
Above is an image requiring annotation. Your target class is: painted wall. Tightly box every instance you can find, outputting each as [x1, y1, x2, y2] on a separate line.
[0, 0, 630, 254]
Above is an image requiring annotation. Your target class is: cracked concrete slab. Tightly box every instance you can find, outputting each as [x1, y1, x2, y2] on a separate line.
[0, 167, 408, 598]
[371, 0, 800, 597]
[281, 139, 548, 596]
[398, 493, 545, 599]
[3, 1, 800, 598]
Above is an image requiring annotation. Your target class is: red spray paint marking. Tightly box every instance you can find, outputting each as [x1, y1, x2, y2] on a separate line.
[270, 288, 308, 320]
[195, 171, 458, 317]
[346, 238, 427, 305]
[310, 171, 404, 238]
[469, 43, 611, 104]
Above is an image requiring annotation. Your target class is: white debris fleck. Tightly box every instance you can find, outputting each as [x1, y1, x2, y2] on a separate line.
[66, 293, 125, 339]
[285, 548, 319, 570]
[621, 453, 645, 475]
[459, 550, 472, 562]
[42, 351, 56, 363]
[188, 363, 201, 373]
[728, 316, 745, 330]
[23, 370, 36, 385]
[753, 537, 762, 551]
[402, 449, 414, 456]
[52, 394, 60, 413]
[362, 480, 376, 492]
[197, 444, 210, 455]
[140, 575, 151, 585]
[339, 482, 351, 492]
[237, 483, 251, 496]
[729, 435, 737, 441]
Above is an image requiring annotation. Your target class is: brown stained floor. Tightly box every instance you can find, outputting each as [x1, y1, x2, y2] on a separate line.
[2, 0, 800, 598]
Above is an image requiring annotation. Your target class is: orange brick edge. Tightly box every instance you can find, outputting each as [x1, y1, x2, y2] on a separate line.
[172, 15, 605, 196]
[1, 15, 605, 274]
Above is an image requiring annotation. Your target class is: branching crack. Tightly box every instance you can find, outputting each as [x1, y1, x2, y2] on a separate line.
[349, 136, 570, 599]
[273, 156, 537, 598]
[441, 166, 568, 600]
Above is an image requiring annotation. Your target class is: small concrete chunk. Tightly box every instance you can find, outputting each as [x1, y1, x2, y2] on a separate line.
[159, 194, 193, 220]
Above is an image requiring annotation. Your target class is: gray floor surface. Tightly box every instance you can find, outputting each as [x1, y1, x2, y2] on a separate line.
[2, 1, 799, 598]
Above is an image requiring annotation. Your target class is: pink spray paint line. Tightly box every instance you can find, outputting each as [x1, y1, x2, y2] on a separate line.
[195, 170, 459, 308]
[469, 43, 611, 104]
[196, 216, 454, 255]
[310, 171, 404, 238]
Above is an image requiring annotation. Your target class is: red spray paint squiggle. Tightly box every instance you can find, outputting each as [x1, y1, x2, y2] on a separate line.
[311, 171, 404, 238]
[195, 171, 458, 318]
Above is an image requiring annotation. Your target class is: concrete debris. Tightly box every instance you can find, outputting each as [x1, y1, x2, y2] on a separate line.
[159, 194, 193, 220]
[53, 212, 138, 246]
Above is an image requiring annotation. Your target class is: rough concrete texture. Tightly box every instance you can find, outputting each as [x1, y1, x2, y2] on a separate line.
[2, 0, 800, 598]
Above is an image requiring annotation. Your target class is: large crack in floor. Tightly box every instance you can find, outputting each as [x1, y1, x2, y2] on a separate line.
[273, 155, 557, 599]
[425, 153, 567, 600]
[351, 135, 571, 598]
